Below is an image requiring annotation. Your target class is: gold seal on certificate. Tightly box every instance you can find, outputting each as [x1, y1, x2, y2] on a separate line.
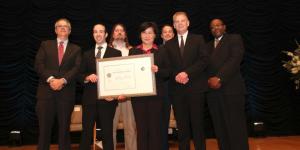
[96, 54, 157, 99]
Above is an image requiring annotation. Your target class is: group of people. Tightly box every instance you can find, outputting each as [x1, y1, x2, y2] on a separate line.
[34, 11, 249, 150]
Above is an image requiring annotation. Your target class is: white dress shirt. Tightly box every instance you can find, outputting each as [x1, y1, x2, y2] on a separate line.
[95, 42, 108, 58]
[112, 41, 129, 57]
[46, 39, 69, 83]
[177, 31, 188, 47]
[57, 38, 68, 53]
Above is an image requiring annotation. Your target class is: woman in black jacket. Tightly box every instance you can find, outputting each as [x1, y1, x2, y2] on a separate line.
[129, 22, 169, 150]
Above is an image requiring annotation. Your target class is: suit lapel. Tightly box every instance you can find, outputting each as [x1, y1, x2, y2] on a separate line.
[60, 43, 72, 66]
[51, 40, 60, 67]
[210, 34, 227, 59]
[208, 41, 215, 55]
[215, 39, 222, 49]
[103, 47, 112, 58]
[214, 34, 226, 50]
[89, 48, 96, 67]
[172, 37, 183, 62]
[182, 34, 192, 61]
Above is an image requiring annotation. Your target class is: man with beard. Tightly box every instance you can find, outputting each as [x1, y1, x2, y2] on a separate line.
[108, 23, 137, 150]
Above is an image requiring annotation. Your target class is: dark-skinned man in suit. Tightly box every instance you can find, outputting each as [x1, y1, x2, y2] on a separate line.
[206, 18, 249, 150]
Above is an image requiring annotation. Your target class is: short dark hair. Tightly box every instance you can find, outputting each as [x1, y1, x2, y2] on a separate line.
[161, 24, 174, 32]
[210, 18, 226, 26]
[138, 22, 158, 36]
[161, 24, 173, 29]
[93, 23, 106, 33]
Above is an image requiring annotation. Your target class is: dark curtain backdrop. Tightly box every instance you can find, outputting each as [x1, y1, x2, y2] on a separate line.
[1, 0, 300, 145]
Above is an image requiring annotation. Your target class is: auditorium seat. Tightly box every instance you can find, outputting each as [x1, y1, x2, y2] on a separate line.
[70, 105, 83, 132]
[69, 104, 178, 149]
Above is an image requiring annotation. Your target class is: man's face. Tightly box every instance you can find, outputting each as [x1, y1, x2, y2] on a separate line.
[93, 24, 107, 44]
[173, 14, 189, 35]
[55, 20, 71, 38]
[210, 19, 226, 38]
[113, 25, 126, 41]
[161, 26, 174, 42]
[141, 27, 155, 45]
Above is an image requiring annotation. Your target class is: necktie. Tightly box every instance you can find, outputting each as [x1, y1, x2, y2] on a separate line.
[180, 36, 185, 55]
[58, 41, 64, 65]
[214, 39, 220, 48]
[96, 46, 102, 58]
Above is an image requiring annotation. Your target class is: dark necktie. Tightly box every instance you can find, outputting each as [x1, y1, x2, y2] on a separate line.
[58, 41, 64, 65]
[96, 46, 102, 58]
[180, 35, 185, 55]
[214, 39, 220, 48]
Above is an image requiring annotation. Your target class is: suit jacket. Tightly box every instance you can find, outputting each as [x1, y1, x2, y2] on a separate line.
[35, 40, 81, 102]
[79, 46, 122, 105]
[129, 47, 170, 97]
[206, 34, 246, 94]
[164, 33, 208, 94]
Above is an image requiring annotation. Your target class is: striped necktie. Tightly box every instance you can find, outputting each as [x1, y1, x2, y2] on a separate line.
[96, 46, 102, 58]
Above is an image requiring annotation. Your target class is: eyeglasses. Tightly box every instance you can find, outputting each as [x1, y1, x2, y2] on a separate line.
[210, 24, 224, 30]
[56, 25, 69, 28]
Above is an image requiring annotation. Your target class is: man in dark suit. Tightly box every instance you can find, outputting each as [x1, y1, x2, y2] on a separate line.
[206, 18, 249, 150]
[160, 24, 174, 150]
[79, 23, 121, 150]
[34, 18, 81, 150]
[164, 12, 208, 150]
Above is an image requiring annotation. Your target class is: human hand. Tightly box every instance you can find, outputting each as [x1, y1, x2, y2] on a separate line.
[151, 65, 158, 73]
[49, 78, 64, 91]
[85, 74, 98, 83]
[117, 95, 127, 101]
[175, 72, 189, 84]
[104, 97, 115, 101]
[208, 76, 221, 89]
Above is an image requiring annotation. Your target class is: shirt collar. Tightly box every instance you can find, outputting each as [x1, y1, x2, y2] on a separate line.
[136, 44, 158, 54]
[57, 38, 68, 45]
[96, 42, 107, 50]
[177, 31, 188, 44]
[112, 41, 126, 49]
[177, 30, 188, 38]
[215, 35, 223, 41]
[136, 44, 158, 50]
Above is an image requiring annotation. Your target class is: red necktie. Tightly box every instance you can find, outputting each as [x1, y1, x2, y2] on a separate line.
[58, 41, 64, 65]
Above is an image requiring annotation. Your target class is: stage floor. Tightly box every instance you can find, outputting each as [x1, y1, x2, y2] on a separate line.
[1, 136, 300, 150]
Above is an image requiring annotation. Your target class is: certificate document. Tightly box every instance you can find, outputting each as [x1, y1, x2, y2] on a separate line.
[96, 54, 156, 99]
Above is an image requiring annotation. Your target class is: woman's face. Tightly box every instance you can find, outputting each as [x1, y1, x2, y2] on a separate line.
[141, 27, 155, 45]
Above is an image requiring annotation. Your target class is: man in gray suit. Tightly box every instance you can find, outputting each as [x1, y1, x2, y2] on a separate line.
[108, 23, 137, 150]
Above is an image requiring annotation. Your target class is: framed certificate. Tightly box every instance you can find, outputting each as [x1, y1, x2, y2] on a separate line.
[96, 53, 157, 99]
